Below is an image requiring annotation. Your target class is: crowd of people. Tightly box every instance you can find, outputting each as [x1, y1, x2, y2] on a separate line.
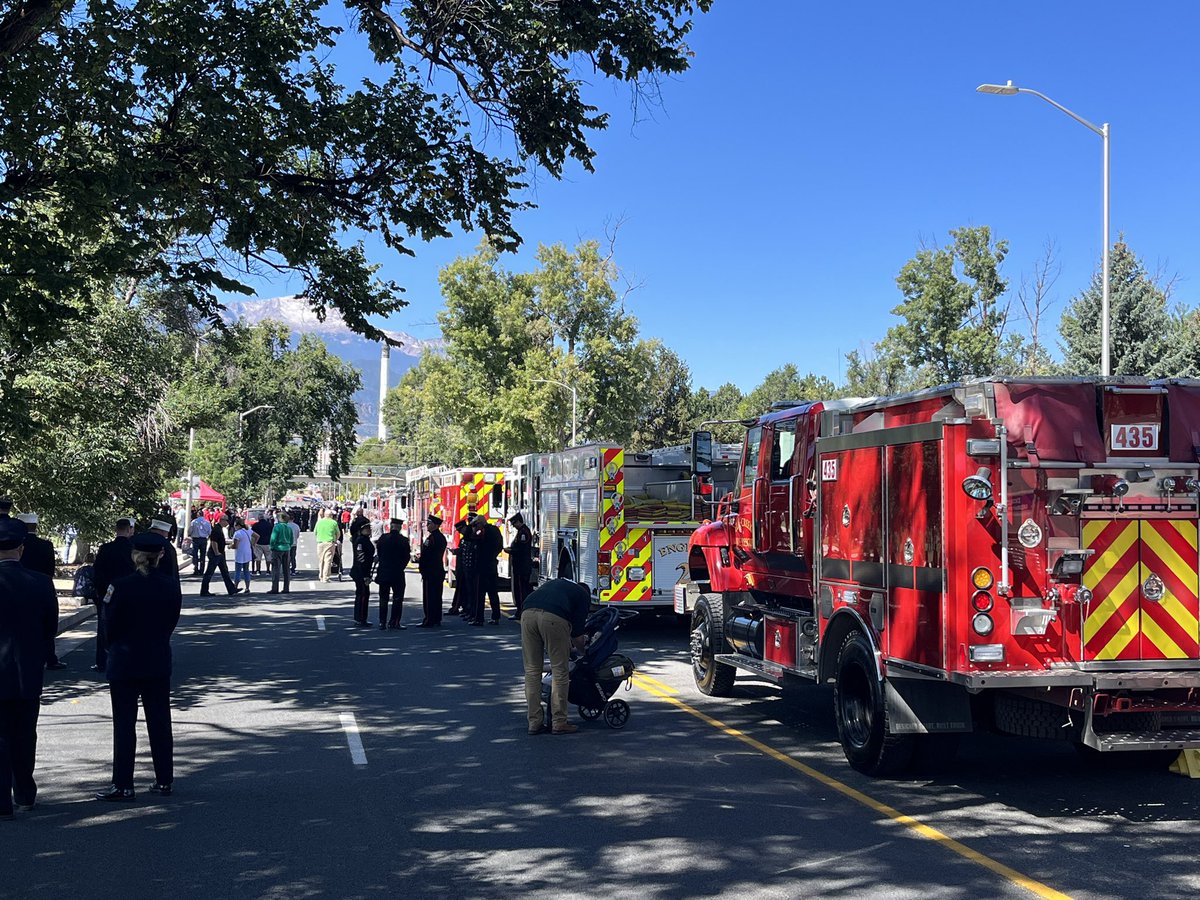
[0, 495, 584, 821]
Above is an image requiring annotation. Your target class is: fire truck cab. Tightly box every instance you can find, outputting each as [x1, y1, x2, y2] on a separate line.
[680, 378, 1200, 774]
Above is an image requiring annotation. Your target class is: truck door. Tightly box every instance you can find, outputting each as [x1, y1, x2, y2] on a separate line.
[733, 425, 765, 556]
[1082, 519, 1200, 661]
[765, 419, 797, 555]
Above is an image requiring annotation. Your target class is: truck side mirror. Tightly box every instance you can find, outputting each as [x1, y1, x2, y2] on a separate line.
[692, 431, 713, 476]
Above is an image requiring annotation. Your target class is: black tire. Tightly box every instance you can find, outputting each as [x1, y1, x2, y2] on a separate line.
[604, 699, 630, 729]
[691, 594, 736, 696]
[833, 631, 914, 776]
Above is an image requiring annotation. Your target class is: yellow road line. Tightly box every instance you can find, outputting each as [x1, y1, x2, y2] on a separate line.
[632, 678, 1071, 900]
[631, 672, 679, 695]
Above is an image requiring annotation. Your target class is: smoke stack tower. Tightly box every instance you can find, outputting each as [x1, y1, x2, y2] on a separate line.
[378, 342, 390, 441]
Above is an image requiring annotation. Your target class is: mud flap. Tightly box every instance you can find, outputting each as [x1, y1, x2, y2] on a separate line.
[885, 678, 973, 734]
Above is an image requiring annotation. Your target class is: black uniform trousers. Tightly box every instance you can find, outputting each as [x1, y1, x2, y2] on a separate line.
[353, 576, 371, 624]
[511, 565, 533, 615]
[201, 554, 238, 595]
[379, 577, 405, 627]
[421, 572, 445, 625]
[109, 677, 173, 789]
[94, 599, 108, 669]
[473, 563, 501, 623]
[0, 699, 40, 813]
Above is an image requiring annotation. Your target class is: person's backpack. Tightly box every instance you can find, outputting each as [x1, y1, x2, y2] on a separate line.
[73, 565, 98, 602]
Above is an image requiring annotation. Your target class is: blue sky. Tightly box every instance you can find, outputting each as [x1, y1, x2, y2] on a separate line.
[258, 2, 1200, 391]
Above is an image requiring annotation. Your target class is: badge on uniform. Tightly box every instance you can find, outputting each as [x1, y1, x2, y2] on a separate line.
[103, 585, 115, 604]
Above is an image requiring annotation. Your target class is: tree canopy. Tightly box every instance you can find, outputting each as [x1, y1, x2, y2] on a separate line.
[0, 0, 714, 363]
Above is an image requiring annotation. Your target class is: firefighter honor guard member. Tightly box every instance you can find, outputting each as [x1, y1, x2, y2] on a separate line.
[91, 518, 137, 672]
[521, 578, 590, 736]
[95, 531, 182, 802]
[350, 522, 375, 627]
[375, 518, 411, 630]
[0, 517, 58, 819]
[477, 514, 504, 625]
[150, 517, 181, 583]
[506, 513, 534, 619]
[417, 515, 447, 628]
[17, 514, 65, 670]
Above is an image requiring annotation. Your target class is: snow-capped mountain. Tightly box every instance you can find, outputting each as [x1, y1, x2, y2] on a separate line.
[222, 296, 442, 436]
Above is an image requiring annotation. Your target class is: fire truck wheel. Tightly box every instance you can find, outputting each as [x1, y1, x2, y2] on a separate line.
[833, 631, 914, 776]
[691, 595, 736, 697]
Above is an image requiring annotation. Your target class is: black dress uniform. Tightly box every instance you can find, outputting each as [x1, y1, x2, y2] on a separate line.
[97, 534, 182, 800]
[457, 521, 484, 624]
[19, 525, 61, 669]
[92, 530, 135, 670]
[478, 520, 504, 624]
[375, 524, 411, 629]
[350, 528, 375, 626]
[0, 519, 57, 818]
[507, 516, 535, 617]
[418, 518, 447, 627]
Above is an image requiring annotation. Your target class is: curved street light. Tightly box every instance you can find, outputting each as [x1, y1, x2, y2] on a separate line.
[238, 404, 275, 439]
[977, 80, 1111, 376]
[531, 378, 577, 447]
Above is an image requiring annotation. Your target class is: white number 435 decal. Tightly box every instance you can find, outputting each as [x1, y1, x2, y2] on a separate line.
[1111, 424, 1159, 451]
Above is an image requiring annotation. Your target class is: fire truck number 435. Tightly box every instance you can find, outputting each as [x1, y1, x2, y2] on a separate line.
[1111, 424, 1159, 450]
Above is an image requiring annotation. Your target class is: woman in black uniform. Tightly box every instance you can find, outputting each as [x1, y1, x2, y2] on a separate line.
[95, 532, 182, 801]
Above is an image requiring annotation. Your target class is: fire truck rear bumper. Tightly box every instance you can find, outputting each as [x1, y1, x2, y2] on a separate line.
[950, 669, 1200, 691]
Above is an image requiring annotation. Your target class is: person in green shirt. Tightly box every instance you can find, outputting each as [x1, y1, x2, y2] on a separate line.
[314, 510, 339, 583]
[268, 512, 294, 594]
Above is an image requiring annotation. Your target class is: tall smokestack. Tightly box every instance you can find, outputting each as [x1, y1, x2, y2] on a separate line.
[378, 342, 390, 441]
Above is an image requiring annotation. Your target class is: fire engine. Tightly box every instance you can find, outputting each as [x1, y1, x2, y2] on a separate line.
[537, 442, 739, 606]
[676, 378, 1200, 774]
[405, 465, 511, 582]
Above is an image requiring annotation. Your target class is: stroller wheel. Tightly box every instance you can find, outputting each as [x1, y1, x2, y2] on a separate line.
[578, 705, 603, 721]
[603, 699, 630, 729]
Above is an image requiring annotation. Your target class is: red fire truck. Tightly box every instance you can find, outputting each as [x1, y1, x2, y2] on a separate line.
[405, 465, 510, 583]
[676, 378, 1200, 774]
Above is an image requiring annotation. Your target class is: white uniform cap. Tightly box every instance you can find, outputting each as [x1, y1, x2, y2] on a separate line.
[151, 517, 174, 532]
[16, 513, 37, 525]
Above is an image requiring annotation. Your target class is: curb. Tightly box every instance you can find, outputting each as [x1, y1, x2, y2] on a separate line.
[57, 604, 95, 636]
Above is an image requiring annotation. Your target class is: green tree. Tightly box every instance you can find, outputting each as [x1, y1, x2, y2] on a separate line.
[889, 226, 1012, 383]
[354, 439, 414, 470]
[739, 365, 837, 418]
[383, 239, 685, 464]
[1058, 240, 1185, 377]
[0, 294, 183, 540]
[182, 323, 361, 506]
[691, 382, 745, 443]
[0, 0, 714, 362]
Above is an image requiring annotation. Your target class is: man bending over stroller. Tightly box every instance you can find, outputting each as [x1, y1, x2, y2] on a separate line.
[522, 578, 590, 735]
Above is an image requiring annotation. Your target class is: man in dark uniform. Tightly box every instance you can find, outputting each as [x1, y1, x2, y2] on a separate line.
[506, 513, 535, 619]
[151, 517, 182, 584]
[17, 514, 65, 670]
[457, 519, 484, 625]
[0, 517, 58, 818]
[375, 518, 411, 630]
[477, 514, 504, 625]
[91, 517, 136, 672]
[417, 515, 447, 628]
[447, 520, 470, 617]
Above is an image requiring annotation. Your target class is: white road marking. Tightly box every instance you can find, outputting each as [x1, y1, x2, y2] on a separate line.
[316, 616, 326, 631]
[309, 581, 319, 591]
[340, 712, 367, 766]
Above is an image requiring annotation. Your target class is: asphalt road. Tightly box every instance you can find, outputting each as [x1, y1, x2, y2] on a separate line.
[4, 533, 1198, 899]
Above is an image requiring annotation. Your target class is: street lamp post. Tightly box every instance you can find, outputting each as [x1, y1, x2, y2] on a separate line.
[531, 378, 577, 447]
[238, 404, 275, 440]
[977, 80, 1111, 376]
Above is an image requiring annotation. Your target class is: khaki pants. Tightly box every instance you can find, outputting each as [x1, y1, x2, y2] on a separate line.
[317, 541, 335, 581]
[521, 608, 572, 730]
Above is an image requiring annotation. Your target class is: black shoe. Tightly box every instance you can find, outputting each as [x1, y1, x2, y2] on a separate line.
[95, 785, 135, 802]
[507, 613, 521, 621]
[489, 618, 500, 625]
[148, 783, 172, 796]
[46, 661, 67, 670]
[415, 622, 433, 628]
[393, 623, 407, 630]
[90, 664, 103, 672]
[14, 801, 35, 812]
[469, 620, 484, 627]
[199, 591, 213, 596]
[229, 587, 242, 595]
[267, 589, 279, 594]
[379, 623, 387, 631]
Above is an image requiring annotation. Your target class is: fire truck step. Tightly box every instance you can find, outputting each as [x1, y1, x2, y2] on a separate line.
[1086, 729, 1200, 752]
[714, 654, 815, 683]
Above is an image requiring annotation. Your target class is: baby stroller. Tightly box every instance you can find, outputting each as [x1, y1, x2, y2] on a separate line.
[542, 606, 636, 729]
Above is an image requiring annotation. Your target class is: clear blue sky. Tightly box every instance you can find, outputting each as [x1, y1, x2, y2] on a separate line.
[258, 2, 1200, 392]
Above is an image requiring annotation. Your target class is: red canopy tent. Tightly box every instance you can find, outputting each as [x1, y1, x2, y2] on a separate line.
[170, 479, 225, 503]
